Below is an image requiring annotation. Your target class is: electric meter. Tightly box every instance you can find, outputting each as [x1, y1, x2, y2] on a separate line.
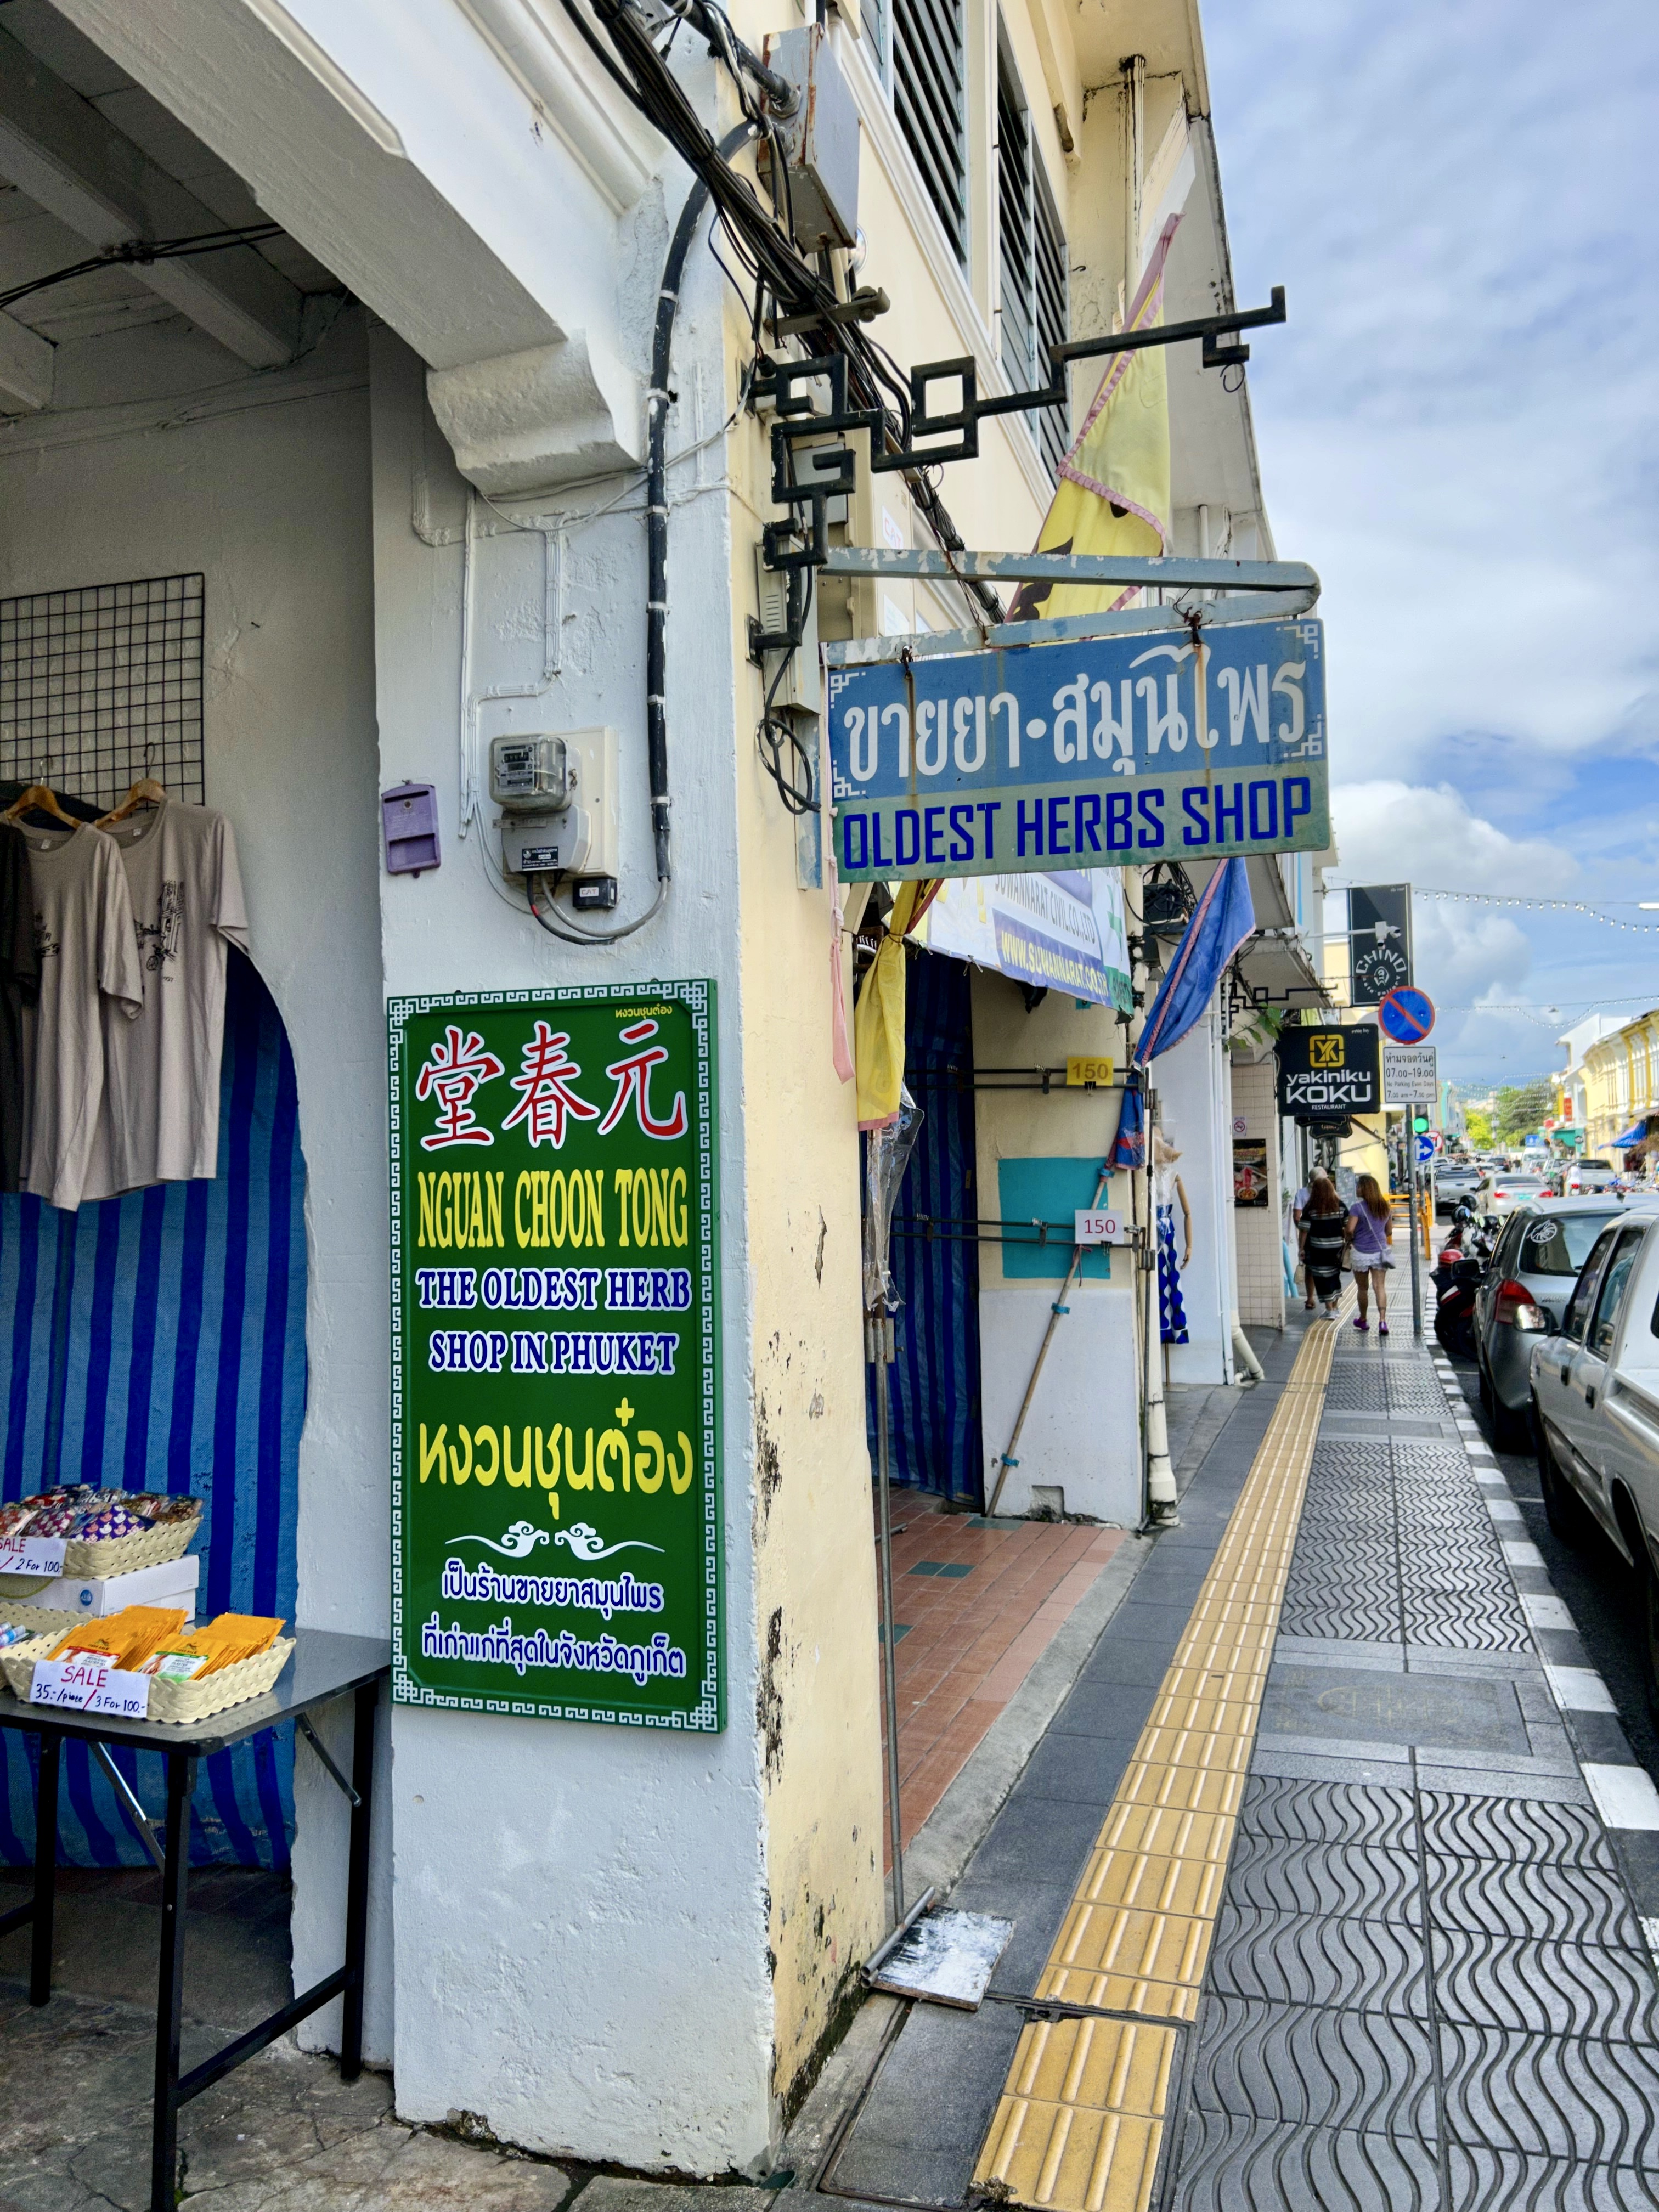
[489, 733, 572, 812]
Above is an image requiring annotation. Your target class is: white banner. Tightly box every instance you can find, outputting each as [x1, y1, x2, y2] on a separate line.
[914, 870, 1131, 1010]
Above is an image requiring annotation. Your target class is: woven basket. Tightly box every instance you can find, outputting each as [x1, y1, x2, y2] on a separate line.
[60, 1510, 200, 1578]
[146, 1638, 295, 1726]
[0, 1632, 62, 1700]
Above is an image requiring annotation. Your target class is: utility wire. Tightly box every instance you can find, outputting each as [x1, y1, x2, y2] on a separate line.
[0, 224, 286, 315]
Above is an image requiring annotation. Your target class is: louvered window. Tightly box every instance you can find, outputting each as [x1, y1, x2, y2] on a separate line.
[892, 0, 968, 263]
[1033, 161, 1069, 477]
[996, 34, 1069, 480]
[996, 53, 1034, 390]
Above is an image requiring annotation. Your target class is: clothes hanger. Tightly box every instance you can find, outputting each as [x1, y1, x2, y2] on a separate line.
[2, 782, 81, 831]
[95, 774, 166, 828]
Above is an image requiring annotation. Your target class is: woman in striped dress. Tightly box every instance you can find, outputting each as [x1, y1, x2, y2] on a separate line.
[1299, 1173, 1347, 1315]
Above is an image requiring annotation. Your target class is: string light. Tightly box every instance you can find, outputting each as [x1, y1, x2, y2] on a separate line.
[1327, 885, 1659, 934]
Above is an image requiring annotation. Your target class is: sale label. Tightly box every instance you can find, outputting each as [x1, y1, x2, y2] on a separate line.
[0, 1538, 67, 1577]
[29, 1657, 151, 1718]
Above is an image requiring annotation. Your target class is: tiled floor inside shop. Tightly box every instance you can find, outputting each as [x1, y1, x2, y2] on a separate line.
[879, 1493, 1127, 1846]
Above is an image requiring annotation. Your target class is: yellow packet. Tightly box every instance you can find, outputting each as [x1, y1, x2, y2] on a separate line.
[46, 1605, 189, 1672]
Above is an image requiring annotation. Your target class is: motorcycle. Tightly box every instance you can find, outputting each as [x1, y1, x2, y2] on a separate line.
[1431, 1207, 1496, 1358]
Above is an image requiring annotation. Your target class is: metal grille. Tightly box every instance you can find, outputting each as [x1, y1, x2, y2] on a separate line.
[894, 0, 967, 264]
[0, 573, 205, 811]
[1034, 160, 1069, 479]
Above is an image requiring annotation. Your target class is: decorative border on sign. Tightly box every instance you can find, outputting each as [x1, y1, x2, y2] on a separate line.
[386, 978, 723, 1730]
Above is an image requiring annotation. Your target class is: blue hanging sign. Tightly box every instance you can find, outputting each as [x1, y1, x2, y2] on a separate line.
[825, 616, 1328, 882]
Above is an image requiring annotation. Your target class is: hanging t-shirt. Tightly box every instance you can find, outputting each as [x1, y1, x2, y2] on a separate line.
[0, 823, 41, 1193]
[81, 799, 250, 1204]
[22, 826, 143, 1211]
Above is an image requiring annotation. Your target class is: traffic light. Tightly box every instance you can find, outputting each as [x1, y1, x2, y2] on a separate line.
[1413, 1115, 1430, 1133]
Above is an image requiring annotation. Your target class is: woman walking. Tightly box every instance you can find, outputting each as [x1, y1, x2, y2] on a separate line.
[1349, 1173, 1395, 1334]
[1299, 1174, 1347, 1316]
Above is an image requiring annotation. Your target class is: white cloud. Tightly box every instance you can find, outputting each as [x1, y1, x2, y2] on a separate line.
[1330, 780, 1577, 898]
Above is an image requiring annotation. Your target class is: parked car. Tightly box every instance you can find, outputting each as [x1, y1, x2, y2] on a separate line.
[1473, 1199, 1634, 1442]
[1531, 1209, 1659, 1700]
[1564, 1156, 1619, 1195]
[1477, 1171, 1553, 1220]
[1434, 1163, 1484, 1216]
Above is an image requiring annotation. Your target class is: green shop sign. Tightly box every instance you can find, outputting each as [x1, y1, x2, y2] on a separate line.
[387, 981, 721, 1729]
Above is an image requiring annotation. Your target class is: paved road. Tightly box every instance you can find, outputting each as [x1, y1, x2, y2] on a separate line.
[1448, 1348, 1659, 1788]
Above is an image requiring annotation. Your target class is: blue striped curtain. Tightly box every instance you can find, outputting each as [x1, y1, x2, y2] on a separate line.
[869, 950, 984, 1501]
[0, 950, 305, 1867]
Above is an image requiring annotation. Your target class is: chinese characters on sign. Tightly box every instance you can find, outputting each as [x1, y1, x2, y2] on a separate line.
[388, 983, 721, 1729]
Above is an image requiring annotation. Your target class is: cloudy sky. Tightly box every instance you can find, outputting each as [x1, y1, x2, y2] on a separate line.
[1205, 1, 1659, 1087]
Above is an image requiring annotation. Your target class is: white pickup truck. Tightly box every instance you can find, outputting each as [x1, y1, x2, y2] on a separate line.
[1531, 1204, 1659, 1692]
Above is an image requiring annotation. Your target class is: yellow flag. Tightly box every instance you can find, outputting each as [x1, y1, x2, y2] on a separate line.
[1009, 215, 1181, 624]
[854, 880, 940, 1130]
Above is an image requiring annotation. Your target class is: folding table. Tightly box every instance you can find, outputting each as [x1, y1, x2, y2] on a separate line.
[0, 1628, 388, 2212]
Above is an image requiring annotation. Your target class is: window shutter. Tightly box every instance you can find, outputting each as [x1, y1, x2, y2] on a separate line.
[894, 0, 968, 263]
[996, 50, 1034, 392]
[1033, 159, 1069, 479]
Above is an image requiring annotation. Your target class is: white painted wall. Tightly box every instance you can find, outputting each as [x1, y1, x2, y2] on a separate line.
[1155, 1006, 1234, 1386]
[0, 308, 395, 2058]
[970, 973, 1141, 1524]
[368, 311, 780, 2167]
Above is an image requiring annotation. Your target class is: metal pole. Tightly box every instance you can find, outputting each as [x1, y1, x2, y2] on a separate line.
[871, 1310, 905, 1927]
[1408, 1159, 1423, 1338]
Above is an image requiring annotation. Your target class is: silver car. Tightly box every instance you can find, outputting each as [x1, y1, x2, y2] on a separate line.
[1434, 1163, 1483, 1217]
[1474, 1198, 1633, 1443]
[1477, 1171, 1553, 1221]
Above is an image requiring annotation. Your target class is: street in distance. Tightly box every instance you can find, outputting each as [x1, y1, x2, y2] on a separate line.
[826, 614, 1327, 883]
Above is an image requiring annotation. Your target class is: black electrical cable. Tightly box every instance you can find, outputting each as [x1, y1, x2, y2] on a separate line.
[527, 121, 757, 946]
[581, 0, 1002, 629]
[0, 223, 285, 316]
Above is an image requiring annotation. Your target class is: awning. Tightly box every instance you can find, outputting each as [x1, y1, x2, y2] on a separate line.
[1613, 1121, 1647, 1148]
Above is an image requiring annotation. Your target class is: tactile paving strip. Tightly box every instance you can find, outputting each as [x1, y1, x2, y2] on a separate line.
[972, 1316, 1344, 2212]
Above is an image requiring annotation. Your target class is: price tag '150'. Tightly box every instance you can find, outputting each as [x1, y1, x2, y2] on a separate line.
[29, 1657, 150, 1719]
[1075, 1210, 1128, 1246]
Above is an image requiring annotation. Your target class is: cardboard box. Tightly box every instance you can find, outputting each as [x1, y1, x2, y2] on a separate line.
[4, 1550, 200, 1618]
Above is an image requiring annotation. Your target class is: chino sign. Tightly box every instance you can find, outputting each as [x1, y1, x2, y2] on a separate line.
[826, 616, 1328, 883]
[388, 983, 721, 1730]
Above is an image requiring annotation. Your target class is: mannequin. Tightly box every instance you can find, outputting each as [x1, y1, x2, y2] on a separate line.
[1152, 1127, 1191, 1345]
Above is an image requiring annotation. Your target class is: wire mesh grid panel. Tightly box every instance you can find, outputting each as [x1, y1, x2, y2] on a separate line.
[0, 573, 205, 810]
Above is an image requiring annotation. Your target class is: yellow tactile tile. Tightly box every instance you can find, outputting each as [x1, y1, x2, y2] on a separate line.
[1044, 1900, 1215, 1991]
[1115, 1758, 1249, 1816]
[979, 2100, 1164, 2212]
[1088, 1802, 1237, 1867]
[1034, 1966, 1205, 2021]
[972, 1305, 1348, 2210]
[1059, 1848, 1230, 1922]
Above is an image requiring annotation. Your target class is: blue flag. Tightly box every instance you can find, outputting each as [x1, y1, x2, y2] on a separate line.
[1135, 858, 1256, 1066]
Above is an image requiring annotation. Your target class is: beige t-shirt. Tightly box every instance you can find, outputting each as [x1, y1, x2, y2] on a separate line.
[82, 799, 251, 1203]
[23, 826, 143, 1211]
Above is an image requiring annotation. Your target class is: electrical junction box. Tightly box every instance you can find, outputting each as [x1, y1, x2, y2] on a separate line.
[758, 26, 861, 252]
[503, 804, 593, 878]
[754, 548, 822, 714]
[494, 725, 618, 883]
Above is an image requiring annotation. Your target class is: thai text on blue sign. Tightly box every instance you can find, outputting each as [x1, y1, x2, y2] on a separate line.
[826, 616, 1328, 883]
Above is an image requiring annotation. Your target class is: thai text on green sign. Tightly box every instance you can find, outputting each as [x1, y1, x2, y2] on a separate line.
[388, 981, 721, 1729]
